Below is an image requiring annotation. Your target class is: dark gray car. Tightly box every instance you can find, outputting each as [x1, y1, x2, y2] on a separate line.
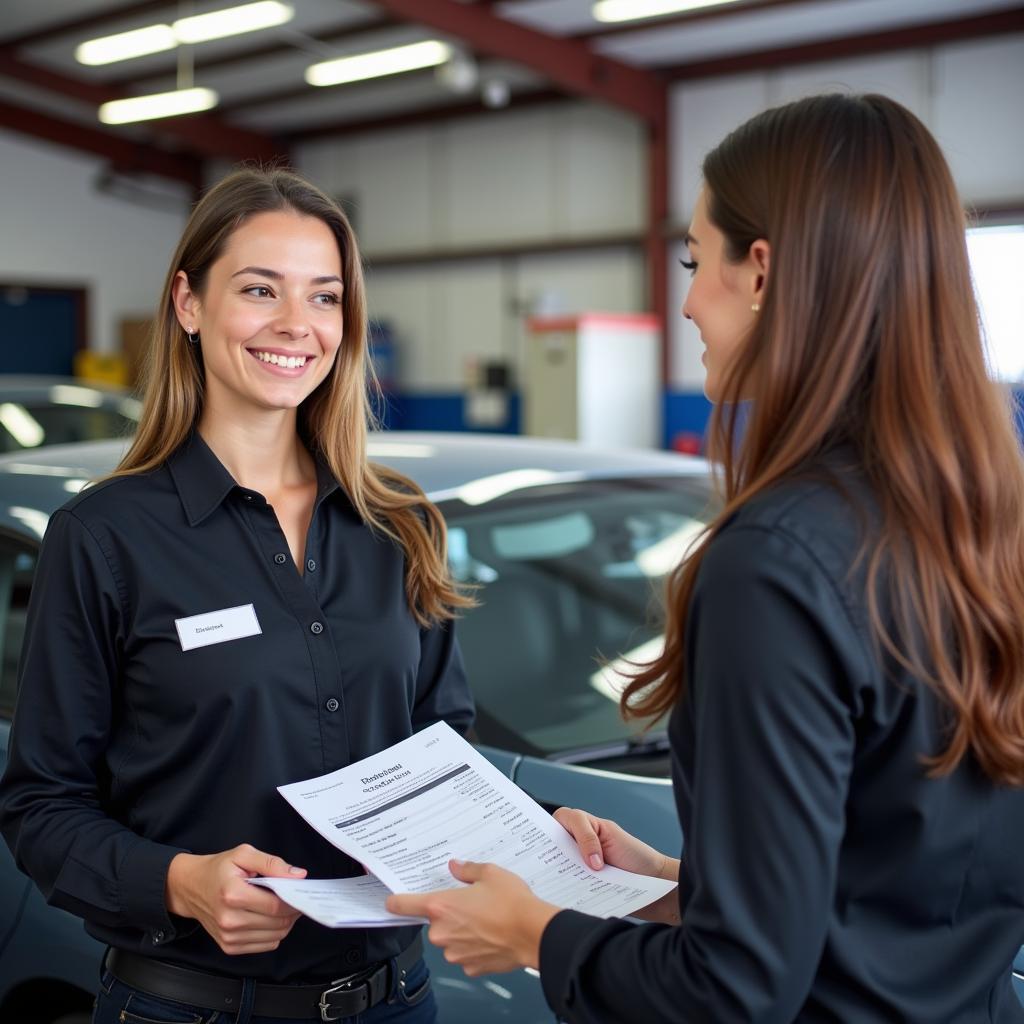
[0, 376, 140, 454]
[0, 434, 1021, 1020]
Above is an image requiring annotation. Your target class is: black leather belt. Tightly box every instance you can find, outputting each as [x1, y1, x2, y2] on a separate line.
[104, 934, 423, 1022]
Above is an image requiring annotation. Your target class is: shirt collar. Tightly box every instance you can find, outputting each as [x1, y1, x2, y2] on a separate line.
[167, 433, 348, 527]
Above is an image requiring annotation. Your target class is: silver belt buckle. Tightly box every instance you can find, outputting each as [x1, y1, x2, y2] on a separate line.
[318, 969, 368, 1022]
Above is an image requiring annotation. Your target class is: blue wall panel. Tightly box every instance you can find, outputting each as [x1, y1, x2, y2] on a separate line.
[663, 391, 713, 450]
[381, 388, 1023, 449]
[380, 393, 520, 434]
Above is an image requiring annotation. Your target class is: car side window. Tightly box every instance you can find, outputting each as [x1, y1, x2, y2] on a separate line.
[0, 541, 37, 719]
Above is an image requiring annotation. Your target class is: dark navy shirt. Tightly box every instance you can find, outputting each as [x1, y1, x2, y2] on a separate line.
[540, 463, 1024, 1022]
[0, 433, 473, 982]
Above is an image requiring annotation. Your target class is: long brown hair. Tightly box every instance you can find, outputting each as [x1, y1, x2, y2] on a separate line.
[623, 94, 1024, 785]
[114, 166, 469, 625]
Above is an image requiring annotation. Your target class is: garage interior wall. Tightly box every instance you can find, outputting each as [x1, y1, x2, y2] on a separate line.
[669, 32, 1024, 445]
[295, 103, 647, 433]
[0, 134, 187, 356]
[300, 32, 1024, 442]
[1, 31, 1021, 444]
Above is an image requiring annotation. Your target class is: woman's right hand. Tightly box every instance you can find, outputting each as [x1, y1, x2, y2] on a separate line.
[165, 844, 306, 955]
[553, 807, 681, 923]
[553, 807, 673, 877]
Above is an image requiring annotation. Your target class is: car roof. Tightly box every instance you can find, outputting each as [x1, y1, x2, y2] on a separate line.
[0, 376, 132, 401]
[0, 432, 709, 539]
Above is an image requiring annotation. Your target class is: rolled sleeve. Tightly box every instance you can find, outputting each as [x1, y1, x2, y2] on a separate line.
[538, 524, 863, 1023]
[0, 510, 187, 943]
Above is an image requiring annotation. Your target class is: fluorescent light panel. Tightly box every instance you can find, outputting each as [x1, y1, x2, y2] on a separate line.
[75, 24, 177, 65]
[49, 385, 105, 408]
[174, 2, 294, 44]
[593, 0, 748, 23]
[306, 40, 452, 88]
[98, 87, 219, 124]
[0, 404, 45, 448]
[75, 2, 293, 66]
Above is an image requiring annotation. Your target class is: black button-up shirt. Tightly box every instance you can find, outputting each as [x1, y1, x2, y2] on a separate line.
[0, 433, 473, 982]
[539, 461, 1024, 1022]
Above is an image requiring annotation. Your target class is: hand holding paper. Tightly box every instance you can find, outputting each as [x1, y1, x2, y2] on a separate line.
[275, 722, 676, 922]
[385, 858, 559, 974]
[249, 875, 426, 929]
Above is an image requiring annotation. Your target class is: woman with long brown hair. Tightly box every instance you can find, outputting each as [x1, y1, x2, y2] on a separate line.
[1, 167, 472, 1024]
[388, 93, 1024, 1022]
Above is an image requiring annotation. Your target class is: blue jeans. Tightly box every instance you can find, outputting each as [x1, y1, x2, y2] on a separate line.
[92, 956, 437, 1024]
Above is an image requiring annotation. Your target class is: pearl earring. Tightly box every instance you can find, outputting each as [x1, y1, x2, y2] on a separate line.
[751, 302, 761, 313]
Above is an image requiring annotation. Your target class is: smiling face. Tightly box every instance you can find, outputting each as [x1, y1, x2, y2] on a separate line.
[682, 188, 769, 403]
[173, 209, 344, 421]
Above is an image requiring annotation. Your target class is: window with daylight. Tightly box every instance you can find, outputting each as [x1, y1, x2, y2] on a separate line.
[967, 223, 1024, 383]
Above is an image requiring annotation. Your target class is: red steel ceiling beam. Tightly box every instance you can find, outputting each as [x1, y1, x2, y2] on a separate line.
[370, 0, 666, 122]
[0, 97, 202, 189]
[0, 51, 284, 163]
[370, 0, 670, 378]
[283, 88, 570, 140]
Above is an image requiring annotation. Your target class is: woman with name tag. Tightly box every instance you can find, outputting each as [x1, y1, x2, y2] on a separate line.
[0, 167, 474, 1024]
[388, 94, 1024, 1022]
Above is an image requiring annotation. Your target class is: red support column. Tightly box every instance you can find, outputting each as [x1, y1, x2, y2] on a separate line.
[646, 100, 670, 388]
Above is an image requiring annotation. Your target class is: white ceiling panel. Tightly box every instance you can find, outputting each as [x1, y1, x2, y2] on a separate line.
[594, 0, 1022, 66]
[0, 0, 1019, 163]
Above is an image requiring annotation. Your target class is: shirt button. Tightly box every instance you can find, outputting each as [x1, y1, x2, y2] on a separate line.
[310, 621, 324, 635]
[243, 494, 253, 502]
[344, 948, 361, 966]
[274, 553, 287, 565]
[325, 697, 340, 712]
[306, 559, 317, 572]
[153, 930, 165, 944]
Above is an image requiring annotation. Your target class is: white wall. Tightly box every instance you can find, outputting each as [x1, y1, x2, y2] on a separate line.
[362, 248, 644, 390]
[669, 33, 1024, 389]
[297, 103, 647, 391]
[0, 132, 188, 354]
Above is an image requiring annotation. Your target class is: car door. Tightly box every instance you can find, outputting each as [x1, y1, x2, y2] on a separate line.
[512, 755, 682, 857]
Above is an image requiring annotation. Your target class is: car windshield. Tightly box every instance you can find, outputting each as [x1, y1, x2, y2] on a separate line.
[0, 403, 137, 452]
[442, 475, 716, 758]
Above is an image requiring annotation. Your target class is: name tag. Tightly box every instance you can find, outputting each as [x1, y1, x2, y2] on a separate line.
[175, 603, 262, 652]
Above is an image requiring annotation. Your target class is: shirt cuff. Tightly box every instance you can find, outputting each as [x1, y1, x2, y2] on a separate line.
[538, 909, 609, 1019]
[120, 838, 192, 948]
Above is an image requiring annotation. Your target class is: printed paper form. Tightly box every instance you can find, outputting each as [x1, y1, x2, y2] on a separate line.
[249, 875, 426, 929]
[276, 722, 676, 919]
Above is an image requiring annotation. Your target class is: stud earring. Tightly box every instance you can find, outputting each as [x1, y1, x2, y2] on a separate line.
[751, 302, 761, 313]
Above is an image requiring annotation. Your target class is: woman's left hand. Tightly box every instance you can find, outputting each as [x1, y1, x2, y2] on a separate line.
[386, 859, 559, 975]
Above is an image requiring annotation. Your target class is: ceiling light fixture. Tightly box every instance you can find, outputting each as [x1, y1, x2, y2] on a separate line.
[173, 1, 294, 44]
[593, 0, 748, 23]
[306, 40, 452, 88]
[98, 86, 219, 124]
[75, 24, 177, 65]
[482, 79, 511, 109]
[75, 2, 293, 66]
[436, 50, 479, 95]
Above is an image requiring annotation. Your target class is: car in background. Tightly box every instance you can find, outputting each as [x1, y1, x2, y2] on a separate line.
[0, 376, 139, 453]
[0, 433, 1021, 1020]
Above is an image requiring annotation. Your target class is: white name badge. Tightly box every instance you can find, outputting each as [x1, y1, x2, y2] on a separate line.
[175, 603, 262, 652]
